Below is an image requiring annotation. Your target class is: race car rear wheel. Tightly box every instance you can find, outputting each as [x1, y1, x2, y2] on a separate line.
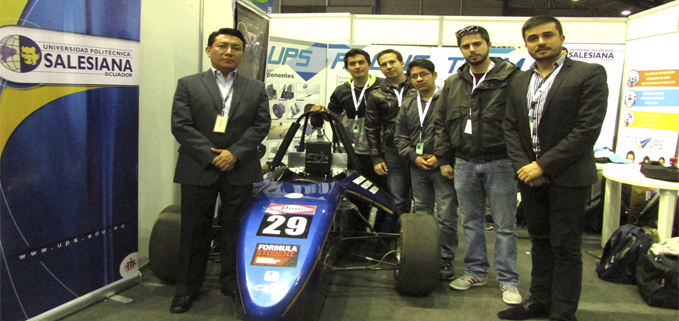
[149, 205, 181, 284]
[394, 213, 440, 296]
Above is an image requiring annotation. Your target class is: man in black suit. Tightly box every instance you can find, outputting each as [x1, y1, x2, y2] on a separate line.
[170, 28, 271, 313]
[498, 16, 608, 321]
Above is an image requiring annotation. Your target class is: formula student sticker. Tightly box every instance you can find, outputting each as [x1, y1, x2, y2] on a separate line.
[251, 243, 301, 267]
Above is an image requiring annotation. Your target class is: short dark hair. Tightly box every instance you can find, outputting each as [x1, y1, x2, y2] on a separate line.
[343, 48, 370, 69]
[376, 49, 403, 64]
[207, 28, 246, 48]
[521, 15, 563, 40]
[407, 59, 435, 76]
[455, 25, 491, 47]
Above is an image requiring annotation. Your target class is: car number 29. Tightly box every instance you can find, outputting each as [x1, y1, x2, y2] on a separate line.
[257, 214, 313, 239]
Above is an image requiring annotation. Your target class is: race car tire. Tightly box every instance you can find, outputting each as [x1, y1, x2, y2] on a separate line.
[394, 213, 440, 296]
[149, 204, 181, 284]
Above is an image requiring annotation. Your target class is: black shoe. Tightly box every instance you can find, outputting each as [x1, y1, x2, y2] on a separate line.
[170, 295, 196, 314]
[439, 258, 455, 280]
[497, 298, 550, 320]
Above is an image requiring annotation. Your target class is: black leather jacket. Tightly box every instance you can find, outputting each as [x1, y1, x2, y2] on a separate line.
[364, 80, 416, 165]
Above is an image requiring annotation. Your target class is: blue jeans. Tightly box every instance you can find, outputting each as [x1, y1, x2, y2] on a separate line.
[383, 152, 411, 216]
[454, 158, 519, 286]
[411, 166, 458, 259]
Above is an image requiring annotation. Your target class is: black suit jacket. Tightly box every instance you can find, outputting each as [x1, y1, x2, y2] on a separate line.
[171, 70, 271, 186]
[503, 57, 608, 187]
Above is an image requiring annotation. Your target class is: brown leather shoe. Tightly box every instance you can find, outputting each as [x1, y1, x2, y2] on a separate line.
[497, 298, 550, 320]
[170, 295, 196, 314]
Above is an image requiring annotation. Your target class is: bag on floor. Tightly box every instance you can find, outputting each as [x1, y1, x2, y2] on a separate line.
[596, 224, 653, 284]
[634, 248, 678, 309]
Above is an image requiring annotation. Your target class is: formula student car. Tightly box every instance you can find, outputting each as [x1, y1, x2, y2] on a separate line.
[148, 111, 441, 321]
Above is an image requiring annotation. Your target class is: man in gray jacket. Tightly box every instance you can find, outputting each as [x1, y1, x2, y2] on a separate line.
[394, 59, 457, 280]
[433, 25, 522, 305]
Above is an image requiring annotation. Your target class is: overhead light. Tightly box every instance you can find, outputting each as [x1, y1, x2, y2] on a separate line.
[621, 10, 632, 15]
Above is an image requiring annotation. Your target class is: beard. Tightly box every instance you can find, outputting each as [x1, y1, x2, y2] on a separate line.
[466, 51, 489, 66]
[531, 47, 561, 62]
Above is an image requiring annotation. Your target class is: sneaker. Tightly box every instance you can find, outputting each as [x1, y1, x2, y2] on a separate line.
[439, 258, 455, 280]
[500, 284, 523, 305]
[449, 274, 487, 290]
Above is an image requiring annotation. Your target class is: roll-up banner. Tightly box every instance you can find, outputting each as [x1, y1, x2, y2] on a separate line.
[616, 33, 679, 162]
[0, 1, 140, 320]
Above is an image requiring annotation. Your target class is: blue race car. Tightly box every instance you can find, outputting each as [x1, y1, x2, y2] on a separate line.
[149, 111, 441, 320]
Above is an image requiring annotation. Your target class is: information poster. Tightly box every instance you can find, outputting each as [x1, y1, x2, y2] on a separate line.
[264, 37, 328, 165]
[616, 33, 679, 163]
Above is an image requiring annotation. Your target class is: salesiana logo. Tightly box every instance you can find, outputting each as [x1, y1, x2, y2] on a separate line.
[0, 35, 42, 73]
[0, 26, 139, 86]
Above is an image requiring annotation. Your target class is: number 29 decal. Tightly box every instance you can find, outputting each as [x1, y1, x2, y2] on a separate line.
[257, 214, 313, 239]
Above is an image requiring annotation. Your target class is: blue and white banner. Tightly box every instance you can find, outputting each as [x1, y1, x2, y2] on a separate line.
[0, 1, 140, 320]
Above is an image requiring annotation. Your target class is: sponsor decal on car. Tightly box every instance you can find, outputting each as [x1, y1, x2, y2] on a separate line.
[251, 243, 301, 267]
[266, 203, 317, 215]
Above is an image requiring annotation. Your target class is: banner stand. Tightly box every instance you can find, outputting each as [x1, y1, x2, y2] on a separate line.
[28, 274, 141, 321]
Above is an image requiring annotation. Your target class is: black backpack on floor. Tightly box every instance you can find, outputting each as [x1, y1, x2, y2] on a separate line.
[596, 224, 654, 284]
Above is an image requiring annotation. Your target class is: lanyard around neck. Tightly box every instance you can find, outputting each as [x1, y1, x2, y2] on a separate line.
[351, 80, 368, 120]
[417, 89, 437, 141]
[470, 60, 495, 92]
[392, 86, 405, 107]
[215, 70, 235, 116]
[531, 63, 564, 103]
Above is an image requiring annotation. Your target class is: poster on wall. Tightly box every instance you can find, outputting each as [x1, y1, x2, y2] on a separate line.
[249, 0, 275, 14]
[264, 37, 328, 165]
[0, 1, 140, 320]
[430, 44, 626, 150]
[236, 1, 270, 82]
[616, 33, 679, 163]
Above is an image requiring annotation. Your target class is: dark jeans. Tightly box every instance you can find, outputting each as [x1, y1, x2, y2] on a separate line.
[519, 182, 590, 321]
[176, 175, 252, 297]
[383, 151, 411, 216]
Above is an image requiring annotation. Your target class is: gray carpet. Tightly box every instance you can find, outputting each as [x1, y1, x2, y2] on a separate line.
[60, 228, 679, 321]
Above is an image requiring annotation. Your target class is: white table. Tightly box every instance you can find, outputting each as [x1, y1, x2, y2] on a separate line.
[601, 164, 679, 247]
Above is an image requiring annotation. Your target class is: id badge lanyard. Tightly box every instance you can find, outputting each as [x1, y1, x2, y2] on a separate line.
[351, 81, 368, 134]
[416, 89, 437, 155]
[528, 63, 563, 135]
[213, 82, 234, 133]
[393, 86, 405, 107]
[465, 61, 495, 135]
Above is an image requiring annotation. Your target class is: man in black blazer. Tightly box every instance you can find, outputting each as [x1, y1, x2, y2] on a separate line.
[170, 28, 271, 313]
[499, 16, 607, 321]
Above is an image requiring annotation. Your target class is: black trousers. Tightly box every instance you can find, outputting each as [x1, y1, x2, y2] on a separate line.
[518, 182, 590, 321]
[176, 175, 252, 297]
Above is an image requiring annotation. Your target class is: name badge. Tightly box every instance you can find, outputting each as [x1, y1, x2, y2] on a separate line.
[214, 115, 228, 133]
[415, 143, 424, 155]
[352, 123, 360, 135]
[464, 119, 472, 134]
